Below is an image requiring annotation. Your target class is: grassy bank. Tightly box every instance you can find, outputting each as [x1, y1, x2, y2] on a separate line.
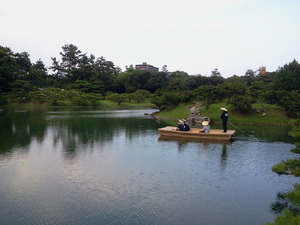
[6, 100, 156, 110]
[6, 100, 291, 125]
[155, 102, 291, 125]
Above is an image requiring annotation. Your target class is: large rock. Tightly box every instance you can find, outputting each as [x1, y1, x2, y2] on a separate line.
[187, 103, 210, 125]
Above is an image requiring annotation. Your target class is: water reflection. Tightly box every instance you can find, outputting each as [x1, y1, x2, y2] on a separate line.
[270, 190, 300, 215]
[0, 110, 47, 154]
[0, 109, 298, 225]
[158, 136, 232, 170]
[0, 109, 161, 158]
[229, 124, 294, 143]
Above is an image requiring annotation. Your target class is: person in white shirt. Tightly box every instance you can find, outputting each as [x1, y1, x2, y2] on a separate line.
[200, 121, 210, 133]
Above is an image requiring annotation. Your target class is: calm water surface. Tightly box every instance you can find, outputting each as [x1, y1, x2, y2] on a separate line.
[0, 108, 297, 225]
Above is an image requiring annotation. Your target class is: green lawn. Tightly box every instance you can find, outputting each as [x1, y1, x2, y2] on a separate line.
[156, 102, 290, 125]
[7, 100, 290, 125]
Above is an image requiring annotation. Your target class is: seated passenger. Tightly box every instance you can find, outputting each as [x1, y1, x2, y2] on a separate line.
[181, 119, 190, 131]
[200, 121, 210, 133]
[175, 119, 185, 131]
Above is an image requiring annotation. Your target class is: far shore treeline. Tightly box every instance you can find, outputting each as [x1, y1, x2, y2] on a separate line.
[0, 44, 299, 118]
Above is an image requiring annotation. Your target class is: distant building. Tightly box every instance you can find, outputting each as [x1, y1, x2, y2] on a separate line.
[135, 62, 159, 72]
[258, 66, 267, 75]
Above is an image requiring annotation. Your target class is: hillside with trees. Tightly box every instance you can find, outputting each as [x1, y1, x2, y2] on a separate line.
[0, 44, 299, 118]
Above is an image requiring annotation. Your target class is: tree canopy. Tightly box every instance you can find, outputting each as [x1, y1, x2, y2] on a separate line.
[0, 44, 299, 117]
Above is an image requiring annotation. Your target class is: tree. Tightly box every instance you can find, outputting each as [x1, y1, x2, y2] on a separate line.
[272, 60, 300, 91]
[49, 44, 121, 90]
[0, 47, 18, 91]
[60, 44, 85, 80]
[91, 56, 121, 91]
[161, 65, 168, 73]
[50, 44, 85, 81]
[30, 90, 48, 103]
[248, 81, 266, 100]
[0, 93, 8, 106]
[106, 93, 127, 105]
[211, 68, 221, 77]
[13, 52, 32, 79]
[150, 95, 165, 110]
[195, 85, 222, 106]
[129, 92, 145, 103]
[228, 95, 254, 113]
[260, 90, 300, 118]
[193, 75, 211, 87]
[25, 60, 48, 87]
[43, 88, 66, 105]
[89, 80, 105, 93]
[70, 80, 91, 92]
[145, 72, 168, 93]
[245, 69, 257, 77]
[277, 91, 300, 118]
[210, 68, 224, 85]
[11, 80, 34, 103]
[165, 71, 192, 91]
[219, 82, 247, 101]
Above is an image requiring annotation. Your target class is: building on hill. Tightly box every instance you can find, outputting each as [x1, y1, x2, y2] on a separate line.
[258, 66, 267, 75]
[135, 62, 159, 72]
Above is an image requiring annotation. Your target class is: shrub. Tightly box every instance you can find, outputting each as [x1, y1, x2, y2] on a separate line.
[272, 159, 300, 177]
[228, 95, 254, 113]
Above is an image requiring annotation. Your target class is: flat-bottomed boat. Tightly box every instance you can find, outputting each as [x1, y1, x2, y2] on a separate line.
[158, 126, 236, 141]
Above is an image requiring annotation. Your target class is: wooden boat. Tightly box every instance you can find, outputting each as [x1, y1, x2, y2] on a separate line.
[158, 126, 236, 141]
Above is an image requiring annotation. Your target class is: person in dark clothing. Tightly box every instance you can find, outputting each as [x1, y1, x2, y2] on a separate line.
[220, 108, 229, 133]
[181, 119, 190, 131]
[175, 119, 190, 131]
[175, 119, 185, 131]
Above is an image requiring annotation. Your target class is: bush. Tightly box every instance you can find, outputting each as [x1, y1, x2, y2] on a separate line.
[272, 159, 300, 177]
[44, 88, 66, 105]
[0, 94, 8, 106]
[263, 209, 300, 225]
[29, 91, 48, 103]
[228, 95, 254, 113]
[150, 92, 182, 110]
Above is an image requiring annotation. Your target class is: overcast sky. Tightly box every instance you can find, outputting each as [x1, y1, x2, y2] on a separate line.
[1, 0, 299, 77]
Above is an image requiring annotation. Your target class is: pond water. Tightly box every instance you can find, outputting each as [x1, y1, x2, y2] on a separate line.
[0, 108, 297, 225]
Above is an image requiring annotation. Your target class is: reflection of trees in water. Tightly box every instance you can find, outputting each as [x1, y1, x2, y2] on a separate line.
[50, 117, 159, 157]
[0, 111, 47, 154]
[157, 136, 231, 168]
[0, 110, 161, 157]
[270, 190, 300, 215]
[234, 125, 294, 143]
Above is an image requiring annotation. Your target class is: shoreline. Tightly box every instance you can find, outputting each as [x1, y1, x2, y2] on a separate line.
[152, 115, 291, 126]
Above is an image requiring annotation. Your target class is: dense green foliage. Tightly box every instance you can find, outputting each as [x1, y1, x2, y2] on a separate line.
[272, 159, 300, 176]
[0, 44, 299, 118]
[272, 119, 300, 176]
[266, 120, 300, 225]
[263, 209, 300, 225]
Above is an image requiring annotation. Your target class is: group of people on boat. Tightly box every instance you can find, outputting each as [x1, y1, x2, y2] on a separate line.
[175, 107, 229, 133]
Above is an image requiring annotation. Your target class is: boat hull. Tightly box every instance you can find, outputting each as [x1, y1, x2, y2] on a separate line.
[158, 126, 236, 141]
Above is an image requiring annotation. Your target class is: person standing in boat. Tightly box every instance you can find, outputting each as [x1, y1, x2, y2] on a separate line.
[220, 108, 229, 133]
[200, 121, 210, 133]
